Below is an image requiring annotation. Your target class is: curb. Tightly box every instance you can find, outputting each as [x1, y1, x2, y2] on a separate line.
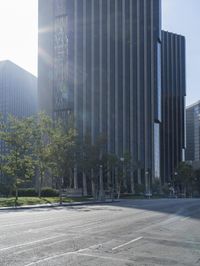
[0, 199, 118, 211]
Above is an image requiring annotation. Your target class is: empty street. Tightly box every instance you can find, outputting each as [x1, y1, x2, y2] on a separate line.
[0, 199, 200, 266]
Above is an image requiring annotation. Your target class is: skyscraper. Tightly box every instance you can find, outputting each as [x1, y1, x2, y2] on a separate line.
[38, 0, 165, 193]
[186, 101, 200, 162]
[161, 31, 186, 184]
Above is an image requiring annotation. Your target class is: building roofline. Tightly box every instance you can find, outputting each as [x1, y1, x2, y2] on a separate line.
[161, 29, 185, 39]
[0, 60, 36, 79]
[186, 100, 200, 110]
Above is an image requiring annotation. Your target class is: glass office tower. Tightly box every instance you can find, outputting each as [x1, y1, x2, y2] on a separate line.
[161, 31, 186, 184]
[186, 101, 200, 162]
[38, 0, 162, 192]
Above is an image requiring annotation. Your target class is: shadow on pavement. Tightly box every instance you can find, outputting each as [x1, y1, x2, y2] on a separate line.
[110, 198, 200, 220]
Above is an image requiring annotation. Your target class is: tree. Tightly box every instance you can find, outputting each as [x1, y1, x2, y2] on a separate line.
[175, 162, 194, 196]
[102, 153, 118, 199]
[75, 134, 107, 198]
[49, 120, 77, 204]
[31, 113, 53, 197]
[0, 115, 35, 205]
[192, 168, 200, 196]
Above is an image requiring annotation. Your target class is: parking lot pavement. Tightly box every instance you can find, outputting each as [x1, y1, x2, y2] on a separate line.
[0, 199, 200, 265]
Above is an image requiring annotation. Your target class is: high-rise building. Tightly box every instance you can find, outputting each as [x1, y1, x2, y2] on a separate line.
[39, 1, 188, 192]
[0, 60, 37, 120]
[186, 101, 200, 162]
[161, 31, 186, 184]
[0, 60, 37, 182]
[38, 0, 162, 193]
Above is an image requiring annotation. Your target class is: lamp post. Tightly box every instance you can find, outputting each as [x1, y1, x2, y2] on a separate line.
[120, 157, 125, 176]
[173, 171, 178, 196]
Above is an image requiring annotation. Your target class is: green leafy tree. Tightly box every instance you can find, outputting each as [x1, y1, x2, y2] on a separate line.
[31, 113, 53, 197]
[175, 162, 194, 195]
[101, 153, 118, 199]
[0, 115, 35, 205]
[75, 134, 106, 198]
[49, 120, 77, 204]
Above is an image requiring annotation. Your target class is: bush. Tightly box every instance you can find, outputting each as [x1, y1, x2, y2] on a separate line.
[16, 188, 37, 197]
[152, 180, 161, 195]
[0, 183, 10, 197]
[41, 188, 59, 197]
[135, 184, 145, 195]
[161, 184, 170, 195]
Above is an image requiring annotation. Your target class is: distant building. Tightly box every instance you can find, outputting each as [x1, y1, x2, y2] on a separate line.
[186, 101, 200, 162]
[0, 60, 37, 181]
[161, 31, 186, 184]
[0, 60, 37, 120]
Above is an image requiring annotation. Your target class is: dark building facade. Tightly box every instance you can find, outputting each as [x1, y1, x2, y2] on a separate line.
[38, 0, 162, 192]
[161, 31, 186, 184]
[186, 101, 200, 162]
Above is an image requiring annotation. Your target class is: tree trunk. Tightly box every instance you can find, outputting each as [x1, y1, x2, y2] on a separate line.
[107, 170, 111, 191]
[59, 185, 62, 205]
[15, 185, 18, 207]
[91, 169, 96, 199]
[99, 166, 104, 201]
[73, 166, 78, 189]
[117, 182, 121, 199]
[115, 168, 118, 193]
[137, 169, 142, 185]
[83, 172, 87, 196]
[130, 171, 135, 194]
[69, 168, 73, 188]
[38, 171, 44, 198]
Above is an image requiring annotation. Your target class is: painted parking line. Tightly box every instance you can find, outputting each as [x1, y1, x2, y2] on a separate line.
[112, 236, 143, 251]
[0, 234, 66, 252]
[181, 216, 190, 222]
[24, 243, 103, 266]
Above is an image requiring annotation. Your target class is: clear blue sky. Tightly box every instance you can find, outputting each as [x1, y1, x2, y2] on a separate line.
[0, 0, 199, 106]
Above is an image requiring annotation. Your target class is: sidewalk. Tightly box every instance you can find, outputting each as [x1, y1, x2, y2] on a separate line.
[0, 199, 116, 211]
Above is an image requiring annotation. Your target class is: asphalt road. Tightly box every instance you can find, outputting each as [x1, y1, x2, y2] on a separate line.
[0, 199, 200, 266]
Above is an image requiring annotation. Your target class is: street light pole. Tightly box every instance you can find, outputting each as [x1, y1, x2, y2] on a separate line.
[173, 171, 178, 196]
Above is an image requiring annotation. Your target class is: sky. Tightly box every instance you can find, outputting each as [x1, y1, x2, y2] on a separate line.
[162, 0, 200, 106]
[0, 0, 38, 76]
[0, 0, 199, 106]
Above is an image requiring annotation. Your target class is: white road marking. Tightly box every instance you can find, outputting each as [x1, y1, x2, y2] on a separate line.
[0, 234, 66, 252]
[24, 243, 103, 266]
[181, 216, 190, 222]
[112, 236, 143, 251]
[0, 217, 58, 228]
[78, 253, 133, 263]
[13, 237, 77, 256]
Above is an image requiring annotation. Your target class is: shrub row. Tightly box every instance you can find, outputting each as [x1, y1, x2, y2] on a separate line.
[16, 188, 59, 197]
[0, 185, 59, 197]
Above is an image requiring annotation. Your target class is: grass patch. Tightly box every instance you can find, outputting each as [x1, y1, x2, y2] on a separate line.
[0, 196, 91, 207]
